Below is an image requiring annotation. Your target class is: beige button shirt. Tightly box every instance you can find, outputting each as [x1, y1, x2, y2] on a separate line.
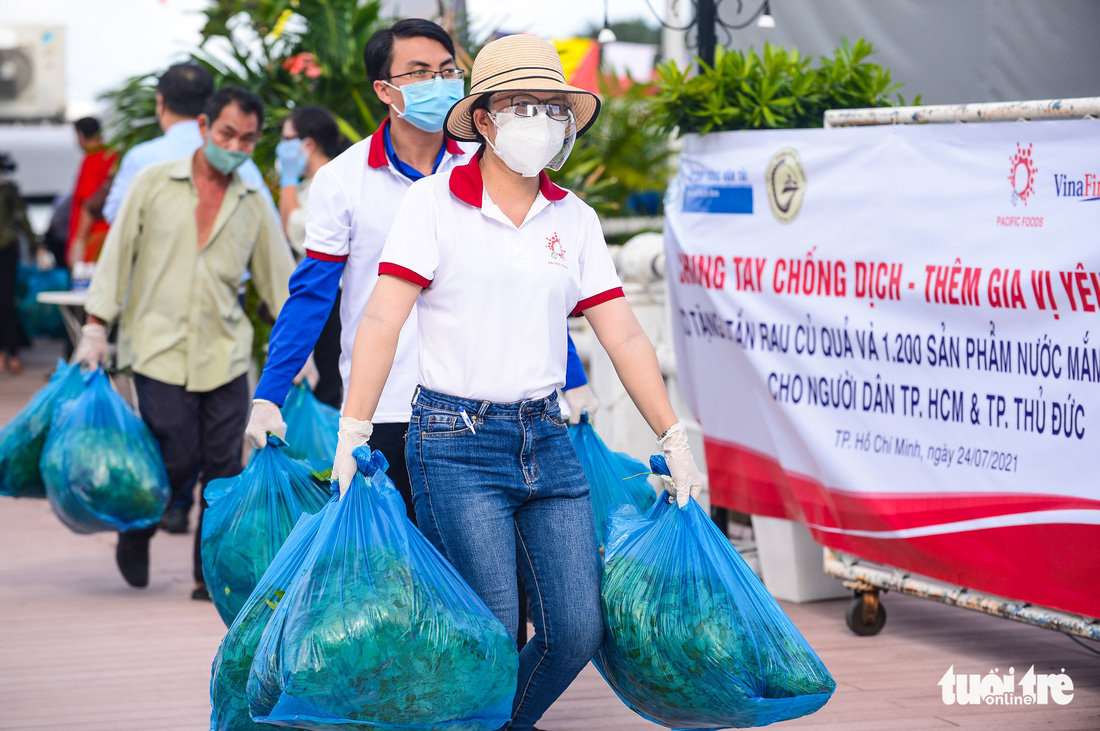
[86, 154, 294, 392]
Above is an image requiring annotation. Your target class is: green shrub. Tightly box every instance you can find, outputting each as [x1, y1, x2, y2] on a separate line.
[649, 37, 916, 135]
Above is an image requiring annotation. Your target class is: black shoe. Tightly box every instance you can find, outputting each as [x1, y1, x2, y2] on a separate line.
[160, 506, 189, 534]
[191, 585, 211, 601]
[116, 533, 150, 588]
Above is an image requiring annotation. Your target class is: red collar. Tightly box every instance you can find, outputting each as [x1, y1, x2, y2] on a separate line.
[367, 118, 464, 169]
[448, 153, 568, 208]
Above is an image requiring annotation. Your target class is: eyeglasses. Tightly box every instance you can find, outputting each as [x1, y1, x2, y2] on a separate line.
[386, 68, 465, 83]
[490, 94, 572, 122]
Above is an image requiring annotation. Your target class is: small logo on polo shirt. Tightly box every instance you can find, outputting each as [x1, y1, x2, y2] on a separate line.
[546, 233, 565, 260]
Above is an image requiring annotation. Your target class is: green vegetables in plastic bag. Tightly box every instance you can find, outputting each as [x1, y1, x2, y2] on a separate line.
[211, 509, 328, 731]
[40, 369, 170, 533]
[593, 456, 835, 729]
[247, 448, 518, 731]
[281, 382, 339, 465]
[568, 414, 657, 548]
[202, 435, 331, 627]
[0, 359, 85, 498]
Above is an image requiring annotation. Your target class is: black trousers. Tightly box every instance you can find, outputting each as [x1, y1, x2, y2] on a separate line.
[370, 421, 416, 526]
[0, 244, 18, 357]
[312, 290, 343, 410]
[128, 373, 250, 583]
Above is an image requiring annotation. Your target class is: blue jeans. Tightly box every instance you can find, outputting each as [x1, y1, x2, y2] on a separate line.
[406, 387, 604, 731]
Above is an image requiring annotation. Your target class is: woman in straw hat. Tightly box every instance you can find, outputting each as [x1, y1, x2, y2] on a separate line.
[336, 34, 705, 728]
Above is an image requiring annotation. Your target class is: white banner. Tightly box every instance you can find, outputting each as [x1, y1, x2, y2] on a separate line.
[665, 119, 1100, 618]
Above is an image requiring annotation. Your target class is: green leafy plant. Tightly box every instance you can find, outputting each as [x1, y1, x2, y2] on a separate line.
[649, 37, 916, 135]
[551, 75, 674, 218]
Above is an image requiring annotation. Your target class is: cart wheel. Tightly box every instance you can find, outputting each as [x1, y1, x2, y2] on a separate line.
[846, 593, 886, 636]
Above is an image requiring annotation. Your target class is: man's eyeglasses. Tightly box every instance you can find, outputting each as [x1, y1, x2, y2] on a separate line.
[491, 94, 572, 122]
[386, 68, 465, 83]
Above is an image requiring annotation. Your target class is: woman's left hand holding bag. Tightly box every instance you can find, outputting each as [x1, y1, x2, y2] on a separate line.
[658, 422, 705, 509]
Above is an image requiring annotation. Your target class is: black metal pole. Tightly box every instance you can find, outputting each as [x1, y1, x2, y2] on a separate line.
[697, 0, 717, 68]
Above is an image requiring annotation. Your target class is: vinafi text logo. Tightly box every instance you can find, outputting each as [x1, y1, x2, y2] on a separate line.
[939, 665, 1074, 706]
[1007, 142, 1037, 206]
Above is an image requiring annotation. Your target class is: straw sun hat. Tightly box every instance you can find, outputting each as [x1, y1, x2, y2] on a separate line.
[444, 34, 601, 142]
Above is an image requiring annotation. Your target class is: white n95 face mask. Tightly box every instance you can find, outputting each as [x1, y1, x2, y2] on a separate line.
[487, 110, 576, 177]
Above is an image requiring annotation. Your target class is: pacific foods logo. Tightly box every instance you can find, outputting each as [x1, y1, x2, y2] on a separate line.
[766, 148, 806, 223]
[1008, 142, 1037, 206]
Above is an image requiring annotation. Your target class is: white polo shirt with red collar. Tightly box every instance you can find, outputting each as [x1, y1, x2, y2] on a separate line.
[302, 119, 472, 421]
[379, 156, 624, 403]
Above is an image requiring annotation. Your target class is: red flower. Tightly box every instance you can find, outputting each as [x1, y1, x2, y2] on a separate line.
[282, 52, 322, 79]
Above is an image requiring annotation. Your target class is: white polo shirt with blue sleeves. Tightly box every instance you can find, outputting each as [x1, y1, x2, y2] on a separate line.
[378, 155, 624, 403]
[286, 121, 470, 421]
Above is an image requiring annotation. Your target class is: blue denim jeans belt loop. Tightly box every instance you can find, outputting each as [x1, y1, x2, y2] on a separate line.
[405, 385, 604, 731]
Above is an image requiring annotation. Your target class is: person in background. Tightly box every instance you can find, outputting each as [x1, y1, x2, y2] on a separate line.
[74, 87, 295, 600]
[103, 62, 275, 535]
[103, 62, 273, 225]
[274, 105, 350, 408]
[0, 152, 37, 375]
[42, 193, 72, 271]
[334, 34, 705, 730]
[66, 117, 116, 265]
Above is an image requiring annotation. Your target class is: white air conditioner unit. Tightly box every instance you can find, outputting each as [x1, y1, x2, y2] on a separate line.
[0, 26, 65, 121]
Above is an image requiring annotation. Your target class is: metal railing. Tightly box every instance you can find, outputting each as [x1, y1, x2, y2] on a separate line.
[824, 96, 1100, 128]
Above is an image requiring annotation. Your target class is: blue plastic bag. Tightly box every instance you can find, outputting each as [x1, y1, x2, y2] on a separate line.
[593, 456, 835, 729]
[281, 382, 339, 466]
[16, 264, 70, 339]
[0, 359, 85, 498]
[211, 508, 329, 731]
[202, 435, 332, 627]
[40, 369, 171, 534]
[568, 414, 657, 547]
[248, 448, 518, 731]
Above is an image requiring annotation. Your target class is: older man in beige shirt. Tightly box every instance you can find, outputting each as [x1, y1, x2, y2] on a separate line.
[76, 86, 295, 597]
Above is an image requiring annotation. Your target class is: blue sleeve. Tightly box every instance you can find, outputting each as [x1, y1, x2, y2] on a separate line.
[564, 331, 588, 390]
[253, 257, 343, 406]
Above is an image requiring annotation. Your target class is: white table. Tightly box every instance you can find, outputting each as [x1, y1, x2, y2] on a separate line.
[35, 289, 88, 347]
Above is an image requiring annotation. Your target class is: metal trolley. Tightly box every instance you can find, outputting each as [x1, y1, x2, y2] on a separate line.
[824, 547, 1100, 641]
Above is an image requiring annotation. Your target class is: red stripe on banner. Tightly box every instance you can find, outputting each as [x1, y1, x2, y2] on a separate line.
[704, 436, 1100, 619]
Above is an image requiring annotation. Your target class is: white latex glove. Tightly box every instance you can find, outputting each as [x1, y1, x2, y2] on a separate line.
[245, 398, 287, 449]
[563, 383, 599, 425]
[658, 421, 705, 509]
[334, 416, 374, 497]
[73, 323, 110, 368]
[292, 353, 320, 389]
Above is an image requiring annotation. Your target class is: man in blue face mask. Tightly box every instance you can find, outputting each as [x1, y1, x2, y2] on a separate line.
[75, 86, 295, 598]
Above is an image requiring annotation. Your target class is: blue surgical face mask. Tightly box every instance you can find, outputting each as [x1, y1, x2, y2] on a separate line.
[204, 136, 251, 175]
[385, 77, 465, 133]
